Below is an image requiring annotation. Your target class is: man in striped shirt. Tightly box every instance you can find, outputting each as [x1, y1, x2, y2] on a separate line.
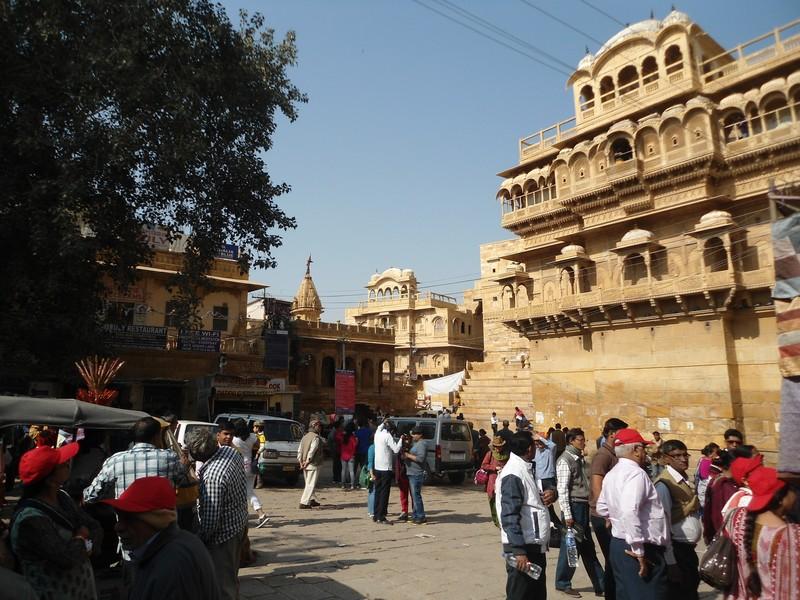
[186, 427, 248, 600]
[83, 417, 189, 503]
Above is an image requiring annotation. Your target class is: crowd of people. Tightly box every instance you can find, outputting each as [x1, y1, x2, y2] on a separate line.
[489, 413, 799, 600]
[0, 415, 277, 600]
[1, 409, 797, 600]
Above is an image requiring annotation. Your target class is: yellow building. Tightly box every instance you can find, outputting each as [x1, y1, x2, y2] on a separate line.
[345, 268, 483, 382]
[460, 12, 800, 458]
[103, 236, 296, 418]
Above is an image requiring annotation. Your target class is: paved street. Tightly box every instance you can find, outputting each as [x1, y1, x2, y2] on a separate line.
[236, 461, 723, 600]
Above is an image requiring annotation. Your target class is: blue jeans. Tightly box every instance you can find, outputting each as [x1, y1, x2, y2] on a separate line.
[367, 482, 376, 515]
[556, 501, 605, 593]
[408, 473, 425, 520]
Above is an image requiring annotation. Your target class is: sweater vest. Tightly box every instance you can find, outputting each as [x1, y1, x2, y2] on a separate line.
[654, 468, 700, 522]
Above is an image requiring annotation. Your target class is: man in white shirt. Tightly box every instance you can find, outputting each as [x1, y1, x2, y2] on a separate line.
[372, 419, 402, 525]
[596, 428, 669, 600]
[653, 439, 701, 600]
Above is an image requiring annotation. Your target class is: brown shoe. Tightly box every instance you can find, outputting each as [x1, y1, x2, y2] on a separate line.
[309, 499, 321, 507]
[299, 503, 312, 509]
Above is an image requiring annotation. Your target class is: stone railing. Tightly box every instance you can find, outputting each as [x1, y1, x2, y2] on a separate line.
[498, 268, 770, 322]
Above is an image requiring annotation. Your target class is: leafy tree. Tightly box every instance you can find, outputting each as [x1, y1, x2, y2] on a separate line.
[0, 0, 306, 382]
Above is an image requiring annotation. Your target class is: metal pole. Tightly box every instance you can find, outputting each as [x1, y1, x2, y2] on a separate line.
[341, 338, 346, 370]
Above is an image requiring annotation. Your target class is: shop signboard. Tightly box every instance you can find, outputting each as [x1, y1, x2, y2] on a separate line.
[177, 329, 221, 352]
[263, 329, 289, 370]
[102, 324, 167, 349]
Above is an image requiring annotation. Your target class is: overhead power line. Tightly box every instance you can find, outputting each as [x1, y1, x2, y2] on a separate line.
[516, 0, 605, 46]
[409, 0, 572, 77]
[579, 0, 626, 27]
[428, 0, 577, 72]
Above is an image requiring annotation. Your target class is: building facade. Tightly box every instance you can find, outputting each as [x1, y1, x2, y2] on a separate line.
[345, 268, 484, 382]
[102, 238, 296, 419]
[461, 12, 800, 457]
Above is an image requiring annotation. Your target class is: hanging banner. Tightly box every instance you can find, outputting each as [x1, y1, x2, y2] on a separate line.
[335, 370, 356, 415]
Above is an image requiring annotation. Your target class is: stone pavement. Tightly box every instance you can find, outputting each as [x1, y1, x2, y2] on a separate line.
[237, 462, 723, 600]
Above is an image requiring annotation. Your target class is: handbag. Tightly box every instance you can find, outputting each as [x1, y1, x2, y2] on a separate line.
[359, 465, 371, 489]
[698, 508, 739, 590]
[474, 468, 489, 487]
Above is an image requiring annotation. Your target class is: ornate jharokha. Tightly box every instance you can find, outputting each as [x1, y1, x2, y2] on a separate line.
[75, 355, 125, 405]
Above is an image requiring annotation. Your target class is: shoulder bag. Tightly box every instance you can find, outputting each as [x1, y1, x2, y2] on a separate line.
[698, 507, 739, 590]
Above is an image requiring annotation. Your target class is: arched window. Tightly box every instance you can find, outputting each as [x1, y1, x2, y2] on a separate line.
[377, 289, 384, 300]
[547, 174, 557, 200]
[360, 359, 374, 390]
[432, 317, 444, 333]
[499, 192, 513, 214]
[642, 56, 659, 85]
[793, 89, 800, 122]
[452, 318, 460, 333]
[559, 267, 575, 296]
[764, 96, 791, 130]
[611, 138, 633, 162]
[393, 286, 400, 297]
[524, 180, 539, 205]
[400, 285, 408, 297]
[513, 192, 526, 210]
[600, 76, 615, 104]
[369, 290, 376, 301]
[704, 238, 728, 272]
[321, 356, 336, 388]
[665, 45, 683, 75]
[579, 85, 595, 110]
[723, 111, 748, 141]
[460, 322, 465, 334]
[618, 65, 639, 95]
[623, 253, 648, 285]
[748, 106, 763, 135]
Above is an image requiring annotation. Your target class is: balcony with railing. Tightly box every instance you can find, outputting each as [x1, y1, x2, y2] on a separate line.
[699, 19, 800, 89]
[722, 102, 800, 157]
[498, 266, 770, 324]
[355, 291, 458, 312]
[519, 117, 577, 161]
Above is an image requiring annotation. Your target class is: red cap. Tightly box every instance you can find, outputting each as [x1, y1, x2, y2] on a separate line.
[746, 466, 786, 512]
[100, 476, 176, 513]
[19, 443, 80, 485]
[613, 428, 654, 447]
[730, 455, 764, 485]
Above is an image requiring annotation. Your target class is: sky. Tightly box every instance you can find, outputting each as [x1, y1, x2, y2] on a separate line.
[218, 0, 798, 321]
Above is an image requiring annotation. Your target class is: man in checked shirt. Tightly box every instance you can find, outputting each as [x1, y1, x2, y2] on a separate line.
[185, 427, 248, 600]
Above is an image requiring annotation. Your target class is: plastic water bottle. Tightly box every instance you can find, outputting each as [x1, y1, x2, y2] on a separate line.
[566, 528, 579, 568]
[503, 553, 542, 580]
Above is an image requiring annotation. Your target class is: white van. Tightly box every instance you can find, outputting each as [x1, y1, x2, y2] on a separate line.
[389, 415, 473, 484]
[214, 413, 304, 486]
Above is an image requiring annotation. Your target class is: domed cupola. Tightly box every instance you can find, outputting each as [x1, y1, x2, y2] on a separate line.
[291, 255, 323, 321]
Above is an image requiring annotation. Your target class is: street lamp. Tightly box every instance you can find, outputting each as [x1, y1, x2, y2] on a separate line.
[337, 337, 350, 370]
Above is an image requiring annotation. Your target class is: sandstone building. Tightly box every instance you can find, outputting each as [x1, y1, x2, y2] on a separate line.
[345, 268, 483, 382]
[460, 12, 800, 458]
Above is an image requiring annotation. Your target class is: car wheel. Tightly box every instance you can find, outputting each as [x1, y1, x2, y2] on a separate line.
[284, 474, 300, 487]
[447, 472, 465, 485]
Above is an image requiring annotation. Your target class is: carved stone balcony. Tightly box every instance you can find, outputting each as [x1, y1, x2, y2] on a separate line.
[497, 267, 770, 337]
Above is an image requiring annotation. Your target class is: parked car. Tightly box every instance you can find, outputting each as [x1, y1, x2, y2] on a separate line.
[388, 415, 473, 484]
[214, 413, 304, 486]
[174, 420, 218, 449]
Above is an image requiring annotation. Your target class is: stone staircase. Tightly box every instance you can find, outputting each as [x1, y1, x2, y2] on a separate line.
[456, 361, 532, 432]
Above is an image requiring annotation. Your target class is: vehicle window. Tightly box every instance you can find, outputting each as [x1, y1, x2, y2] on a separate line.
[263, 421, 303, 442]
[440, 422, 471, 442]
[184, 424, 218, 441]
[392, 420, 435, 440]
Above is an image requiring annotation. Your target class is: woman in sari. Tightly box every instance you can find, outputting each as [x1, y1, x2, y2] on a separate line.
[724, 465, 799, 599]
[480, 436, 509, 527]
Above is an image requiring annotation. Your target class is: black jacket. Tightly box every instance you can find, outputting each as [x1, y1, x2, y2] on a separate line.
[129, 523, 220, 600]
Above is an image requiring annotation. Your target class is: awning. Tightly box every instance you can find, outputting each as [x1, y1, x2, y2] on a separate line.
[136, 266, 267, 291]
[422, 370, 465, 396]
[0, 396, 148, 430]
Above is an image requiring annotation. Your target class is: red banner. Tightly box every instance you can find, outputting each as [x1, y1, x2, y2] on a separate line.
[335, 370, 356, 415]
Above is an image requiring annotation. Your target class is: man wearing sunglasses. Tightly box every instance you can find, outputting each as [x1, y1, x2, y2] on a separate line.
[653, 440, 702, 600]
[723, 428, 744, 450]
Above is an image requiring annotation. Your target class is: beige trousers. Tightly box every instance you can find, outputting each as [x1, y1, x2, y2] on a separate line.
[300, 465, 319, 505]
